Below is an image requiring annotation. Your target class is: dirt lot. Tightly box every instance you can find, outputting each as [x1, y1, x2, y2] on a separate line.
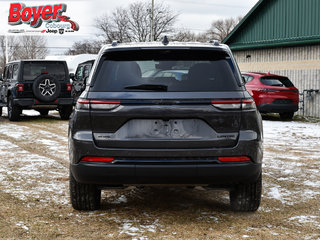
[0, 110, 319, 239]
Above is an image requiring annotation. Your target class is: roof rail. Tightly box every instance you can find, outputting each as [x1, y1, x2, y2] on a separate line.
[111, 40, 120, 47]
[209, 40, 220, 46]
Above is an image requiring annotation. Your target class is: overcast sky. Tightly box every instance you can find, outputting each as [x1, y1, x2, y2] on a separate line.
[1, 0, 259, 54]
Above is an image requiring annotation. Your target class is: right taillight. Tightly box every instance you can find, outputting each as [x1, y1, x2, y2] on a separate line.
[212, 99, 256, 110]
[76, 99, 121, 110]
[218, 156, 251, 162]
[66, 84, 72, 91]
[211, 100, 241, 109]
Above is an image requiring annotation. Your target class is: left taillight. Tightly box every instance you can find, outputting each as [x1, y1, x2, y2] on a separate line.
[76, 99, 90, 110]
[76, 99, 121, 110]
[211, 99, 256, 110]
[16, 84, 24, 92]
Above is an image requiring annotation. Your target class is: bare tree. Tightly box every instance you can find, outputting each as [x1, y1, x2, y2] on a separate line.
[13, 36, 48, 60]
[96, 8, 132, 43]
[65, 40, 103, 55]
[96, 1, 178, 43]
[0, 36, 19, 72]
[0, 35, 48, 73]
[149, 2, 177, 41]
[172, 29, 209, 42]
[207, 16, 242, 42]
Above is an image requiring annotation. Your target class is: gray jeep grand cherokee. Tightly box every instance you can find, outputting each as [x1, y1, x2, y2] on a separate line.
[69, 40, 263, 212]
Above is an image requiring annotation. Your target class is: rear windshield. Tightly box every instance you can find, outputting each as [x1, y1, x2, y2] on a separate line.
[23, 62, 66, 81]
[260, 77, 294, 87]
[91, 49, 241, 92]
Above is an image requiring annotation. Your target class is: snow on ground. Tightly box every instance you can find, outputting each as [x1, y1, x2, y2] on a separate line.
[0, 139, 69, 205]
[0, 110, 69, 206]
[119, 219, 162, 237]
[262, 120, 320, 206]
[0, 124, 29, 139]
[0, 109, 68, 160]
[0, 111, 320, 237]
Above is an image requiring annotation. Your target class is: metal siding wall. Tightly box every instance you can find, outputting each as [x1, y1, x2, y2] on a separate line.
[229, 0, 320, 47]
[233, 45, 320, 117]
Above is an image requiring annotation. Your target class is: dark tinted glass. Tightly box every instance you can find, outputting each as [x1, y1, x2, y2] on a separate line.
[23, 62, 66, 81]
[75, 65, 84, 80]
[91, 49, 241, 92]
[7, 65, 13, 79]
[13, 64, 19, 80]
[84, 64, 92, 78]
[260, 77, 294, 87]
[242, 74, 254, 83]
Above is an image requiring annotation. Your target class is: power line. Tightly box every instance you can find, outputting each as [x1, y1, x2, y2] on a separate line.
[6, 46, 73, 49]
[166, 0, 248, 9]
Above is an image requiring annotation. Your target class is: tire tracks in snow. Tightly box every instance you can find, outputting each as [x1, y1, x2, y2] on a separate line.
[0, 120, 69, 168]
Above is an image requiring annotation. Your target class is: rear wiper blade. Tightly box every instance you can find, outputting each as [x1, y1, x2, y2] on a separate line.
[124, 84, 168, 91]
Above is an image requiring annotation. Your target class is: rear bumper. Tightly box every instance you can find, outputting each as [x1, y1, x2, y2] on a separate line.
[257, 103, 298, 113]
[69, 129, 263, 186]
[70, 161, 262, 186]
[14, 98, 73, 108]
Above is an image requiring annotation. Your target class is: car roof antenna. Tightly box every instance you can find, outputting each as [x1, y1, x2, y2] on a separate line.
[162, 36, 169, 46]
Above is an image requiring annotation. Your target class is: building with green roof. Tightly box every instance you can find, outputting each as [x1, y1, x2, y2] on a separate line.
[223, 0, 320, 117]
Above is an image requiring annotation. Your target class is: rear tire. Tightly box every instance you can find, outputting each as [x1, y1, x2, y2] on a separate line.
[69, 170, 101, 211]
[59, 106, 73, 120]
[229, 174, 262, 212]
[280, 112, 294, 120]
[7, 95, 21, 121]
[38, 109, 49, 116]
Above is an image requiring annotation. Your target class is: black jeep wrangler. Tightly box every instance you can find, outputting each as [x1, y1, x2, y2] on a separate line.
[69, 40, 263, 212]
[0, 60, 73, 121]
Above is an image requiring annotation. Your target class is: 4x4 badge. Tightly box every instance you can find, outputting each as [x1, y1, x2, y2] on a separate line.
[39, 79, 56, 96]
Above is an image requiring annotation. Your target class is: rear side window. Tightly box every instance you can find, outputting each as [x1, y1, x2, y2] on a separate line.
[260, 77, 294, 87]
[75, 65, 84, 80]
[242, 74, 254, 83]
[7, 65, 13, 80]
[3, 66, 7, 79]
[91, 49, 241, 92]
[84, 65, 92, 78]
[23, 62, 66, 81]
[12, 64, 19, 80]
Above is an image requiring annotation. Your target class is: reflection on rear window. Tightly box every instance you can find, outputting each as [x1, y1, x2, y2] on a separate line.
[260, 77, 294, 87]
[23, 62, 66, 81]
[91, 49, 241, 92]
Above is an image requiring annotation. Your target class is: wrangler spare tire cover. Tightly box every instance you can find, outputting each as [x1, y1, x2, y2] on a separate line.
[32, 74, 61, 102]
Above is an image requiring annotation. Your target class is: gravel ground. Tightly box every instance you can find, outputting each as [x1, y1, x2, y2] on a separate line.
[0, 109, 319, 239]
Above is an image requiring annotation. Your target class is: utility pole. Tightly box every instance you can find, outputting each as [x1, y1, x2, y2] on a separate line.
[151, 0, 154, 41]
[5, 35, 9, 64]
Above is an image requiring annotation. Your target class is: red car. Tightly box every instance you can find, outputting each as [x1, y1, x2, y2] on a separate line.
[242, 72, 299, 120]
